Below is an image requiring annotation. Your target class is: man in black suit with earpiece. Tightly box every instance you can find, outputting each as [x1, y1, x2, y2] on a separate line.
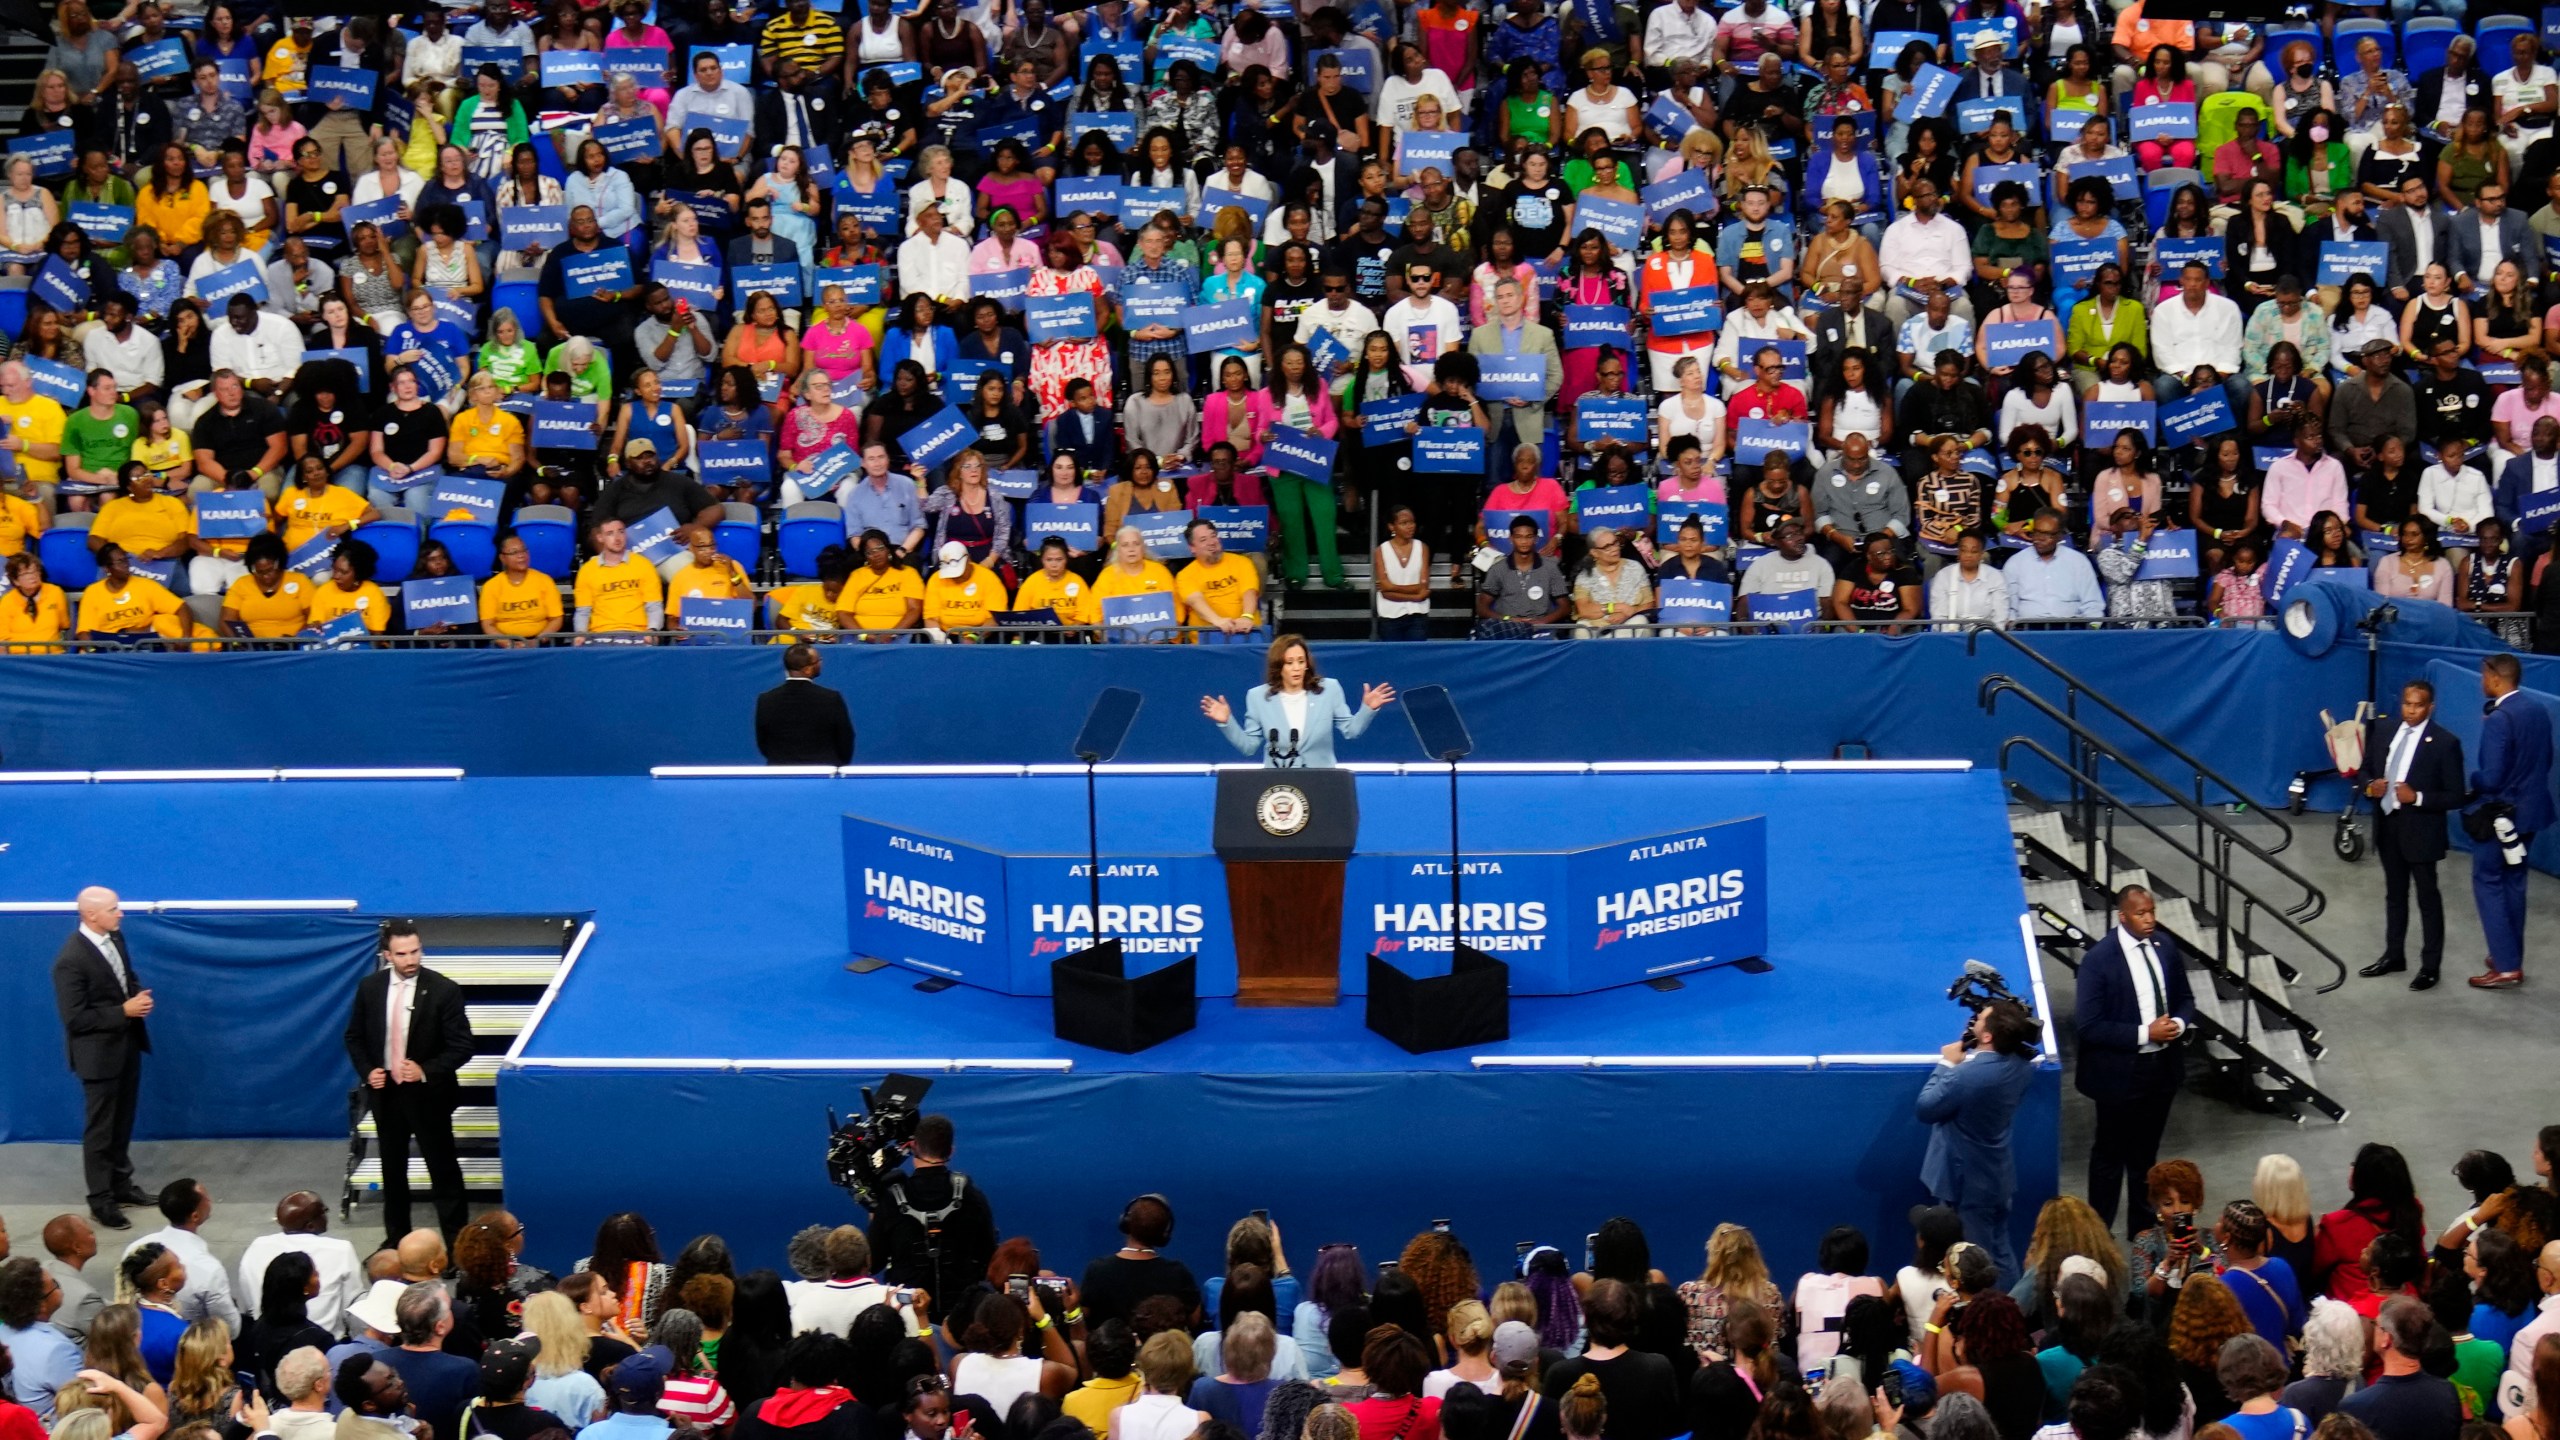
[51, 886, 152, 1229]
[2358, 679, 2465, 991]
[2076, 884, 2198, 1238]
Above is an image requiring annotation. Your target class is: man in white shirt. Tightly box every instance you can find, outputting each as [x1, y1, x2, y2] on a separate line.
[1293, 269, 1380, 380]
[207, 293, 305, 396]
[1737, 519, 1836, 614]
[664, 51, 756, 160]
[1645, 0, 1716, 71]
[459, 0, 536, 57]
[895, 203, 971, 310]
[400, 7, 462, 96]
[238, 1191, 365, 1337]
[1381, 260, 1462, 389]
[82, 294, 164, 403]
[2148, 261, 2246, 415]
[125, 1179, 242, 1334]
[784, 1226, 923, 1338]
[2077, 885, 2195, 1235]
[1878, 181, 1975, 325]
[1928, 531, 2009, 627]
[2506, 1242, 2560, 1404]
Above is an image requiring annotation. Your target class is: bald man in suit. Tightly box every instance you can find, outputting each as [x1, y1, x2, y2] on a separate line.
[51, 887, 152, 1228]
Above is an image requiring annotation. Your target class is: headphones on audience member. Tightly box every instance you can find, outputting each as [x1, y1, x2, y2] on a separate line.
[1119, 1192, 1174, 1244]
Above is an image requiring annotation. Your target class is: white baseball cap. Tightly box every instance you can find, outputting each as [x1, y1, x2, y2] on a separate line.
[935, 541, 969, 579]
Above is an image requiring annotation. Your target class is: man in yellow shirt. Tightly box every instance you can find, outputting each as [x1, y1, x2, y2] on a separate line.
[480, 534, 564, 646]
[842, 529, 922, 640]
[573, 516, 665, 638]
[1013, 535, 1099, 627]
[1174, 518, 1263, 641]
[0, 361, 70, 503]
[88, 474, 196, 586]
[665, 529, 753, 630]
[921, 541, 1009, 639]
[263, 15, 313, 94]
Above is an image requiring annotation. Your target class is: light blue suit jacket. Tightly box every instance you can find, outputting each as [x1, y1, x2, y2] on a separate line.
[1215, 680, 1376, 767]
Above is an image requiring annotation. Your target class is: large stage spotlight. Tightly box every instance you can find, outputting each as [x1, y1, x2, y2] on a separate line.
[2278, 588, 2507, 659]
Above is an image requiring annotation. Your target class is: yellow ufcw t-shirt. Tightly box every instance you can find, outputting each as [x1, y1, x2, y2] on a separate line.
[768, 580, 847, 633]
[665, 558, 752, 620]
[479, 569, 563, 637]
[91, 493, 195, 558]
[305, 579, 389, 632]
[76, 576, 183, 635]
[574, 553, 663, 633]
[221, 572, 316, 638]
[840, 563, 921, 630]
[1012, 568, 1097, 626]
[0, 492, 44, 558]
[0, 581, 67, 646]
[451, 408, 525, 476]
[1091, 560, 1173, 601]
[275, 484, 372, 553]
[924, 563, 1008, 630]
[1175, 552, 1259, 622]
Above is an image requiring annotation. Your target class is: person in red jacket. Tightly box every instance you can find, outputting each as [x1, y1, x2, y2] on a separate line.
[2311, 1144, 2427, 1302]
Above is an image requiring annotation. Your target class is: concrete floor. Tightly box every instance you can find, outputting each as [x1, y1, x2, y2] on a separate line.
[3, 814, 2550, 1292]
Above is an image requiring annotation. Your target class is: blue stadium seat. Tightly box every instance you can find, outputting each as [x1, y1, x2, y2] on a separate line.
[2477, 15, 2535, 63]
[354, 514, 422, 585]
[2401, 17, 2460, 78]
[0, 282, 27, 343]
[40, 512, 95, 591]
[2333, 17, 2393, 70]
[778, 502, 845, 579]
[490, 282, 542, 333]
[2262, 24, 2321, 69]
[431, 521, 497, 578]
[716, 501, 761, 572]
[2145, 167, 2201, 230]
[511, 505, 576, 578]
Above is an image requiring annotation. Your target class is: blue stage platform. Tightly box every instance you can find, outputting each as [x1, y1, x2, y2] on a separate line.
[0, 766, 2057, 1283]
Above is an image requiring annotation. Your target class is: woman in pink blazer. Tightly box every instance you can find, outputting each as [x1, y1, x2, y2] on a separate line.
[1201, 355, 1282, 466]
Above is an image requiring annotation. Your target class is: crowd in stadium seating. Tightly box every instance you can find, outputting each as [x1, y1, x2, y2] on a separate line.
[7, 0, 2560, 640]
[7, 1131, 2560, 1440]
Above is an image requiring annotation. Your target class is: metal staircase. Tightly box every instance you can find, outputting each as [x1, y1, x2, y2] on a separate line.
[1971, 626, 2352, 1125]
[342, 915, 581, 1221]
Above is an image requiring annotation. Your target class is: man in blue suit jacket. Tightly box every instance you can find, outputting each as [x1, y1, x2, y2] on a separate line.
[2492, 420, 2560, 554]
[2357, 679, 2466, 989]
[1916, 998, 2039, 1286]
[2467, 654, 2556, 988]
[2076, 885, 2198, 1236]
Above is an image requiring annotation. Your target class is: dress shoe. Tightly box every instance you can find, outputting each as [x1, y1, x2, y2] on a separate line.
[2409, 971, 2440, 992]
[2359, 956, 2407, 978]
[113, 1183, 151, 1205]
[89, 1202, 129, 1230]
[2468, 970, 2525, 989]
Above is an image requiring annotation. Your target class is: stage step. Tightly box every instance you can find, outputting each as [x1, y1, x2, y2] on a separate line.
[456, 1056, 502, 1087]
[357, 1106, 499, 1140]
[347, 1156, 507, 1192]
[464, 1003, 535, 1037]
[435, 952, 572, 986]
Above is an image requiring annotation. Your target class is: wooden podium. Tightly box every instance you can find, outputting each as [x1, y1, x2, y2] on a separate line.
[1212, 768, 1358, 1006]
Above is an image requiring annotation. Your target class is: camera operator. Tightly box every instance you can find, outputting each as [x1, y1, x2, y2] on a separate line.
[864, 1114, 997, 1308]
[1915, 997, 2040, 1289]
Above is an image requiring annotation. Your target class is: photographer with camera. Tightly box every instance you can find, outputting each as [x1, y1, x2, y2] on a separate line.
[1915, 998, 2040, 1289]
[864, 1114, 997, 1308]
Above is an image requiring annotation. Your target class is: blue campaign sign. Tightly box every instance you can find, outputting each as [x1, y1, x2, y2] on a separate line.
[2129, 101, 2198, 141]
[857, 61, 924, 88]
[1029, 502, 1103, 551]
[1119, 186, 1190, 229]
[539, 49, 604, 85]
[302, 609, 370, 646]
[1657, 577, 1733, 625]
[125, 557, 178, 588]
[426, 476, 503, 526]
[2154, 235, 2223, 279]
[461, 45, 525, 74]
[1563, 816, 1769, 988]
[1101, 589, 1179, 640]
[986, 469, 1040, 501]
[1645, 92, 1695, 140]
[697, 440, 767, 491]
[1577, 396, 1650, 445]
[1656, 501, 1729, 548]
[32, 257, 86, 315]
[1413, 429, 1487, 473]
[679, 595, 753, 643]
[1575, 195, 1646, 254]
[899, 404, 977, 470]
[285, 534, 339, 580]
[2129, 527, 2200, 580]
[1955, 96, 2026, 134]
[975, 268, 1032, 307]
[999, 849, 1233, 991]
[2083, 401, 2156, 445]
[307, 66, 376, 110]
[973, 111, 1048, 149]
[2521, 487, 2560, 536]
[561, 246, 634, 299]
[1478, 357, 1549, 406]
[1649, 287, 1724, 338]
[602, 45, 669, 78]
[814, 265, 884, 306]
[453, 199, 489, 244]
[842, 815, 1011, 983]
[1969, 161, 2040, 206]
[1307, 326, 1352, 374]
[2160, 387, 2238, 446]
[128, 36, 189, 81]
[21, 358, 79, 407]
[67, 202, 132, 246]
[1981, 321, 2058, 368]
[383, 89, 418, 139]
[2049, 105, 2100, 142]
[731, 263, 801, 312]
[2052, 236, 2115, 292]
[1482, 508, 1551, 544]
[1359, 394, 1425, 433]
[691, 43, 752, 84]
[1573, 484, 1651, 531]
[1398, 129, 1463, 177]
[8, 130, 75, 178]
[1182, 299, 1259, 354]
[1265, 426, 1339, 481]
[1199, 505, 1270, 553]
[530, 399, 596, 448]
[1868, 28, 1935, 64]
[1736, 420, 1812, 464]
[1122, 282, 1188, 327]
[1064, 110, 1139, 148]
[1564, 304, 1634, 350]
[1026, 292, 1097, 342]
[834, 177, 899, 230]
[1055, 174, 1120, 220]
[410, 346, 462, 397]
[625, 507, 684, 565]
[1309, 45, 1375, 91]
[213, 57, 253, 100]
[595, 115, 662, 161]
[1743, 586, 1819, 631]
[1195, 187, 1272, 231]
[1896, 63, 1959, 121]
[1153, 33, 1219, 75]
[1129, 507, 1192, 559]
[698, 113, 752, 156]
[655, 260, 721, 308]
[400, 573, 478, 628]
[343, 195, 409, 244]
[193, 489, 266, 540]
[1345, 850, 1571, 992]
[502, 204, 569, 251]
[2258, 536, 2316, 605]
[2319, 241, 2389, 287]
[1643, 168, 1717, 224]
[369, 464, 443, 496]
[1950, 15, 2020, 55]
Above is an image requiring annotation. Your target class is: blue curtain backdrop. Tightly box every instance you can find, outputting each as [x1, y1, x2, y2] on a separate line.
[0, 630, 2349, 798]
[0, 912, 380, 1144]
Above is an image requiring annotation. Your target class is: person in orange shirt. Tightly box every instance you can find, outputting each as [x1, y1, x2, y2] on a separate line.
[0, 551, 69, 648]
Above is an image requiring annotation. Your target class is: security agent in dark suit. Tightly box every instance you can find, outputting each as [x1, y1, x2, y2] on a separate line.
[2074, 885, 2198, 1237]
[756, 642, 857, 765]
[344, 920, 477, 1244]
[2357, 680, 2467, 989]
[2466, 653, 2556, 989]
[52, 886, 153, 1228]
[1915, 997, 2039, 1286]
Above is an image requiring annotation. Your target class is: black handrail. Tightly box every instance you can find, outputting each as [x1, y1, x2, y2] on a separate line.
[1964, 621, 2296, 857]
[1983, 677, 2325, 924]
[1999, 732, 2351, 995]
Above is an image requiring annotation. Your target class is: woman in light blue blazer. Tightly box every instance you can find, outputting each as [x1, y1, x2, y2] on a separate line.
[1202, 633, 1396, 767]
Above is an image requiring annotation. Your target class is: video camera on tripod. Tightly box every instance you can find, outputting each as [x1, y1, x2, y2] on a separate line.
[824, 1072, 934, 1209]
